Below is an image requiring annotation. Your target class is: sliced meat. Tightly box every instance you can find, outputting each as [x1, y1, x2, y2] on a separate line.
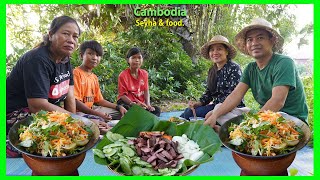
[141, 147, 151, 153]
[169, 147, 177, 157]
[155, 148, 164, 154]
[133, 131, 184, 169]
[161, 150, 173, 160]
[155, 153, 168, 162]
[147, 155, 158, 163]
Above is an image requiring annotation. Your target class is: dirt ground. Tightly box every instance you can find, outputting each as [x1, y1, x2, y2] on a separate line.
[153, 100, 188, 112]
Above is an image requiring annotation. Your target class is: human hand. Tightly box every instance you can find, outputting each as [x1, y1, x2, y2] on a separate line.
[205, 110, 213, 120]
[147, 105, 155, 111]
[119, 106, 127, 117]
[203, 113, 217, 128]
[189, 101, 202, 110]
[137, 101, 148, 109]
[99, 112, 112, 121]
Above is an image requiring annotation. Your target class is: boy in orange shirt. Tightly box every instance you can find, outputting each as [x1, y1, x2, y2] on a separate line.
[74, 40, 127, 133]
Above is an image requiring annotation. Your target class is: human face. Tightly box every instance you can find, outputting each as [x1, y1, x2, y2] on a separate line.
[128, 53, 143, 69]
[81, 48, 101, 70]
[49, 22, 79, 58]
[245, 29, 274, 60]
[208, 44, 228, 65]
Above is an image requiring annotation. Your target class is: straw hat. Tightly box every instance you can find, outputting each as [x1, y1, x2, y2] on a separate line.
[200, 35, 237, 60]
[235, 18, 284, 55]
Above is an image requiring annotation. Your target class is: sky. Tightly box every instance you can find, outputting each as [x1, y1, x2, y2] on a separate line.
[283, 4, 314, 59]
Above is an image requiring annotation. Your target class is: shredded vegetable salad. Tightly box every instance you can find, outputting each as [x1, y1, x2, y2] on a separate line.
[228, 110, 303, 156]
[18, 111, 92, 157]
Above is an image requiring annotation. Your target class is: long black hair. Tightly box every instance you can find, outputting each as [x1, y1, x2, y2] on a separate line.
[126, 47, 143, 65]
[126, 47, 142, 59]
[36, 15, 81, 48]
[207, 44, 230, 92]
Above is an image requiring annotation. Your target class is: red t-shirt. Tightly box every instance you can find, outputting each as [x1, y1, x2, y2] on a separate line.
[117, 68, 149, 103]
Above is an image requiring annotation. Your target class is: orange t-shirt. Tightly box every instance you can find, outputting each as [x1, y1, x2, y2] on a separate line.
[73, 67, 103, 109]
[117, 68, 149, 103]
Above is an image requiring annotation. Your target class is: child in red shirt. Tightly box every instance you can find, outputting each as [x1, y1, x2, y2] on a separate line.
[117, 47, 160, 116]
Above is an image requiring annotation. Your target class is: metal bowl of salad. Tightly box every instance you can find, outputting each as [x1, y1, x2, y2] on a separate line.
[8, 111, 100, 159]
[219, 111, 311, 159]
[8, 111, 100, 175]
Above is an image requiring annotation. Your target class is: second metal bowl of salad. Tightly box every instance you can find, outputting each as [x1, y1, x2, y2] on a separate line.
[219, 111, 311, 159]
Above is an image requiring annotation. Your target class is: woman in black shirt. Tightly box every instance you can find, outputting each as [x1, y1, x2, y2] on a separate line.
[181, 35, 245, 120]
[6, 16, 82, 157]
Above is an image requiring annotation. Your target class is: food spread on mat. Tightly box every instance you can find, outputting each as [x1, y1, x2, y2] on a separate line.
[168, 117, 185, 124]
[93, 131, 203, 175]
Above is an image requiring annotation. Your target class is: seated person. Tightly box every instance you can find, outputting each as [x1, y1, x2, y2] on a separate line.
[204, 18, 308, 131]
[73, 40, 127, 133]
[180, 35, 248, 121]
[6, 16, 80, 157]
[117, 47, 160, 116]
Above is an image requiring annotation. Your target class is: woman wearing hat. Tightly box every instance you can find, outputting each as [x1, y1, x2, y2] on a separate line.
[204, 18, 308, 130]
[180, 35, 245, 120]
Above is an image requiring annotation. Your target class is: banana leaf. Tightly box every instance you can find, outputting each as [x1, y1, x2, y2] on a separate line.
[95, 105, 159, 150]
[94, 105, 221, 173]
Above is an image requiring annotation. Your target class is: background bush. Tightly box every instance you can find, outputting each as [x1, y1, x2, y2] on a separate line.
[6, 5, 314, 145]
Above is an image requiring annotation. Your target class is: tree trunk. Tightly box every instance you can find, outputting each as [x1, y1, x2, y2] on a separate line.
[169, 4, 197, 63]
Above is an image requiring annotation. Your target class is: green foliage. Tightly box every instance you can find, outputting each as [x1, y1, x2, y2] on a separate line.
[110, 26, 210, 102]
[243, 89, 260, 111]
[303, 76, 313, 128]
[184, 80, 206, 101]
[6, 47, 30, 76]
[301, 76, 313, 147]
[5, 5, 313, 138]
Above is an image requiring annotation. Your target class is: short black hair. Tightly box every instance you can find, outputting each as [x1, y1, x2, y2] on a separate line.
[126, 47, 142, 59]
[80, 40, 103, 56]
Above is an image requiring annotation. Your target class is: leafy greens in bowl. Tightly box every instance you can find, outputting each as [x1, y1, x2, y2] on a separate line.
[8, 111, 100, 159]
[219, 111, 311, 159]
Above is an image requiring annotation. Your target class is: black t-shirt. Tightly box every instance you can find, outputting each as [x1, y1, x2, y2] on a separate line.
[6, 46, 74, 114]
[199, 60, 245, 107]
